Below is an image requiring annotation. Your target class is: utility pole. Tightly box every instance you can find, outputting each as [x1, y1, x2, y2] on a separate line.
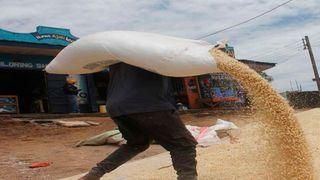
[302, 36, 320, 94]
[290, 80, 294, 91]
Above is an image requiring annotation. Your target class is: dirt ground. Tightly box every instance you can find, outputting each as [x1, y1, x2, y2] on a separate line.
[0, 110, 267, 180]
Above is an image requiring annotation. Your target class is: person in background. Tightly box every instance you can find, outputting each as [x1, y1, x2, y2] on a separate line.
[80, 63, 198, 180]
[63, 79, 81, 113]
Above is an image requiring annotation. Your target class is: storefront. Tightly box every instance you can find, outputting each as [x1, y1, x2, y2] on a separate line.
[0, 26, 100, 113]
[0, 26, 275, 113]
[171, 45, 276, 109]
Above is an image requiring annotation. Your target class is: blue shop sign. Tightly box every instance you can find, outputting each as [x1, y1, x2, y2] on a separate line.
[0, 26, 78, 47]
[0, 54, 52, 70]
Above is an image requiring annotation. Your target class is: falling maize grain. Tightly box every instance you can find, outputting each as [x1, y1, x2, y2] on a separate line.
[96, 49, 315, 180]
[211, 48, 314, 179]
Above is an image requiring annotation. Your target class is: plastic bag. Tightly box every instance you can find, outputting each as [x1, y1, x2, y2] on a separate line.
[185, 119, 239, 147]
[186, 125, 221, 147]
[75, 129, 124, 147]
[212, 119, 239, 131]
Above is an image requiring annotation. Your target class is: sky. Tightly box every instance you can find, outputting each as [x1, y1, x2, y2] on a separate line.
[1, 0, 320, 92]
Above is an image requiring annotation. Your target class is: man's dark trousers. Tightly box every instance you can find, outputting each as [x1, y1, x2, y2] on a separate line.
[89, 110, 198, 180]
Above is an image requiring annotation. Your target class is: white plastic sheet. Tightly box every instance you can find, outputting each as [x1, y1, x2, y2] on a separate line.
[45, 31, 220, 77]
[213, 119, 239, 131]
[186, 119, 239, 147]
[186, 125, 221, 147]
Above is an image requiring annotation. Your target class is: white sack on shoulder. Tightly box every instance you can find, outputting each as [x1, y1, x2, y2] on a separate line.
[45, 31, 220, 77]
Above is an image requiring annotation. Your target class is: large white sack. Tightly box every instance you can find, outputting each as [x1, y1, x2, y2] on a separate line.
[45, 31, 220, 77]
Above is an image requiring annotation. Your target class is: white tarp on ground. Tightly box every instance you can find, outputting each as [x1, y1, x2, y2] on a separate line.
[186, 119, 239, 147]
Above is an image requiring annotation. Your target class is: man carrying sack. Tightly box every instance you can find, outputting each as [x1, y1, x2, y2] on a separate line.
[80, 63, 198, 180]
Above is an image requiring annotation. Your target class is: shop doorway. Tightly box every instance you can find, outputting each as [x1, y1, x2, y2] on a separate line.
[0, 69, 47, 113]
[171, 77, 188, 107]
[92, 71, 109, 106]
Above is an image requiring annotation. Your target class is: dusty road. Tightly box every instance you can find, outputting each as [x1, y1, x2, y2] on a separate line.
[0, 110, 255, 180]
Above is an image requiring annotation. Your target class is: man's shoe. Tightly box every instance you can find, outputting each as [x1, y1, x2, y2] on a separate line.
[78, 173, 101, 180]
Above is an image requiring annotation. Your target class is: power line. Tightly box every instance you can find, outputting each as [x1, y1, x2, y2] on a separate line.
[260, 50, 299, 59]
[253, 47, 303, 60]
[197, 0, 295, 39]
[235, 32, 320, 60]
[249, 43, 302, 60]
[265, 36, 320, 66]
[303, 35, 320, 48]
[243, 35, 320, 60]
[276, 50, 304, 65]
[252, 48, 303, 63]
[245, 42, 302, 60]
